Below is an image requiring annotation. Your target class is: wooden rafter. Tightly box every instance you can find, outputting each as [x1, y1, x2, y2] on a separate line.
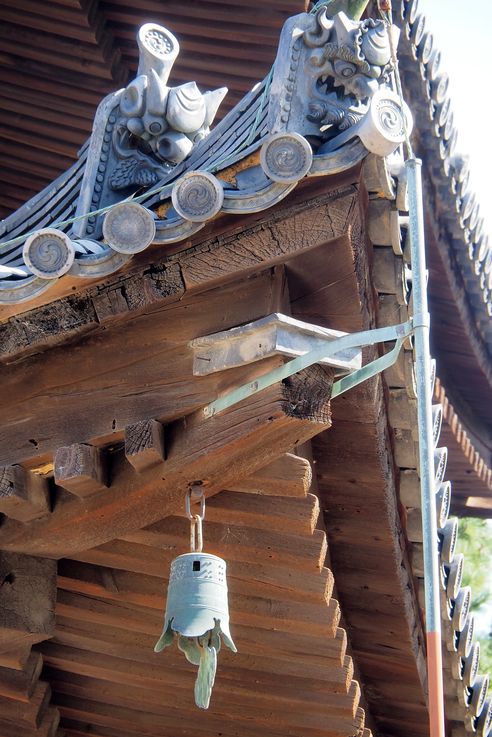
[0, 363, 334, 558]
[434, 377, 492, 516]
[39, 481, 370, 737]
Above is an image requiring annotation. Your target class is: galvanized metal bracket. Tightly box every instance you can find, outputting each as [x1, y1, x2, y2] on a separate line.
[331, 335, 406, 399]
[200, 314, 414, 418]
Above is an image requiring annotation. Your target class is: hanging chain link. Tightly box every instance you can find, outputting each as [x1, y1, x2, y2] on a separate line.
[186, 486, 206, 553]
[190, 514, 203, 553]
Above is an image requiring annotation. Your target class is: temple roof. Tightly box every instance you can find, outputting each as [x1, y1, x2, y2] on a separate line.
[0, 3, 492, 737]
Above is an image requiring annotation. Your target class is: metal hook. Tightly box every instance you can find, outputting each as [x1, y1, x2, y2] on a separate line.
[190, 513, 203, 552]
[186, 486, 205, 553]
[185, 486, 206, 521]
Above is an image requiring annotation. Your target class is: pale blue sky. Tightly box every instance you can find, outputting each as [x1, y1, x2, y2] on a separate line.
[418, 1, 492, 235]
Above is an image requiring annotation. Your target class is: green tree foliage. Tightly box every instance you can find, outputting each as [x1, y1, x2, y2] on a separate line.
[456, 518, 492, 675]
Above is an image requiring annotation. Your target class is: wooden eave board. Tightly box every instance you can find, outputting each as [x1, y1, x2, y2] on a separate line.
[439, 418, 492, 517]
[0, 170, 358, 327]
[426, 253, 492, 427]
[393, 2, 492, 464]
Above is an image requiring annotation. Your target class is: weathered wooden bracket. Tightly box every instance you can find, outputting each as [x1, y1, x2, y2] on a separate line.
[54, 443, 108, 498]
[0, 365, 334, 558]
[125, 419, 166, 473]
[0, 466, 50, 522]
[229, 453, 312, 498]
[124, 413, 311, 498]
[0, 553, 60, 734]
[189, 313, 361, 377]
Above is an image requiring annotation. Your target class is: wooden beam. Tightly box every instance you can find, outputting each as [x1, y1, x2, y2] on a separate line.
[54, 588, 344, 659]
[49, 620, 348, 688]
[229, 452, 312, 497]
[45, 668, 359, 735]
[41, 651, 358, 718]
[0, 365, 334, 557]
[124, 420, 165, 473]
[124, 443, 313, 496]
[50, 613, 347, 672]
[0, 183, 359, 354]
[54, 443, 108, 498]
[0, 643, 32, 671]
[119, 516, 327, 572]
[51, 685, 361, 737]
[0, 706, 60, 737]
[0, 679, 51, 728]
[0, 270, 286, 466]
[0, 651, 43, 702]
[0, 466, 50, 522]
[61, 546, 335, 604]
[204, 490, 319, 535]
[0, 553, 56, 647]
[55, 585, 339, 639]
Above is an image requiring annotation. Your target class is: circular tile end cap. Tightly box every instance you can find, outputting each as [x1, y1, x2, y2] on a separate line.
[103, 202, 156, 254]
[23, 228, 75, 279]
[359, 89, 414, 157]
[260, 132, 313, 183]
[171, 171, 224, 223]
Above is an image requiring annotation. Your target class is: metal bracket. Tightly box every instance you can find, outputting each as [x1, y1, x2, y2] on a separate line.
[203, 319, 414, 418]
[332, 336, 406, 399]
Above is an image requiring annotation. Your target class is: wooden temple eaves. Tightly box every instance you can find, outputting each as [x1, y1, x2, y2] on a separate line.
[0, 2, 492, 737]
[0, 174, 431, 737]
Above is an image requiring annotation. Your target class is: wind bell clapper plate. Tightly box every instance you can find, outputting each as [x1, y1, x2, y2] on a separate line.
[154, 489, 236, 709]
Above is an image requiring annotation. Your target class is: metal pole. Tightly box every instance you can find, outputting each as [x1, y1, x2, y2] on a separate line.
[406, 157, 446, 737]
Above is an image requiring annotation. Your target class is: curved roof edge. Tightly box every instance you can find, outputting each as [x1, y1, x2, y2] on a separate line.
[395, 0, 491, 352]
[366, 111, 492, 736]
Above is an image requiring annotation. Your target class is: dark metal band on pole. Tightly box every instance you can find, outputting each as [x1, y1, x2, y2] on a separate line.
[406, 157, 446, 737]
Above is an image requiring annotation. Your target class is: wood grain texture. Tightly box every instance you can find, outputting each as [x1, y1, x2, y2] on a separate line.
[0, 651, 43, 702]
[124, 419, 165, 473]
[228, 452, 312, 497]
[54, 444, 108, 498]
[0, 553, 56, 646]
[0, 365, 334, 558]
[0, 705, 59, 737]
[64, 543, 334, 603]
[0, 270, 285, 467]
[0, 465, 50, 522]
[0, 679, 51, 728]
